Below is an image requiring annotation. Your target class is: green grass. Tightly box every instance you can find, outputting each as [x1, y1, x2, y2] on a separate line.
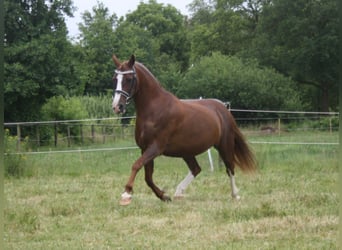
[4, 132, 339, 249]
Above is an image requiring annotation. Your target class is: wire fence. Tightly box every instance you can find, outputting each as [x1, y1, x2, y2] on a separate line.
[4, 109, 339, 155]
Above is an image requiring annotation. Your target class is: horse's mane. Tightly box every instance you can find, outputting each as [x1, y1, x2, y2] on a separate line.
[135, 62, 162, 87]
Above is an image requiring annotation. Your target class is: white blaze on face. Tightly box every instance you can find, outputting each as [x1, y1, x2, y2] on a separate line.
[112, 74, 123, 109]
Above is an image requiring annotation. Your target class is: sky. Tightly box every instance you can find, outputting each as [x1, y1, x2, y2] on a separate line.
[66, 0, 192, 39]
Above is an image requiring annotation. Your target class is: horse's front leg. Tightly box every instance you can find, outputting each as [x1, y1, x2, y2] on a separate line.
[144, 160, 171, 202]
[120, 143, 161, 206]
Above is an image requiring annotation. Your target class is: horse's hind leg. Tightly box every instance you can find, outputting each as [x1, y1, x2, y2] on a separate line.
[144, 160, 171, 202]
[174, 156, 201, 198]
[226, 168, 240, 200]
[216, 145, 241, 200]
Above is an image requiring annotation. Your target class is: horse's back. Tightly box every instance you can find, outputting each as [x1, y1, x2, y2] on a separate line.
[181, 98, 227, 110]
[180, 98, 227, 122]
[182, 98, 232, 122]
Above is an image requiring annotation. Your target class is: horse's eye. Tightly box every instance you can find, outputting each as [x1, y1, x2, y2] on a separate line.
[126, 78, 133, 84]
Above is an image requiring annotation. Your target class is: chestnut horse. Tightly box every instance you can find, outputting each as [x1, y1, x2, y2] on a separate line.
[112, 55, 256, 205]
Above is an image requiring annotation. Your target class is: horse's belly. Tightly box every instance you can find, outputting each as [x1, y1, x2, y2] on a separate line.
[163, 128, 219, 157]
[163, 107, 222, 156]
[163, 144, 210, 157]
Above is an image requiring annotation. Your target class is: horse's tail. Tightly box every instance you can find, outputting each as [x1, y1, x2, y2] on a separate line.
[232, 122, 257, 173]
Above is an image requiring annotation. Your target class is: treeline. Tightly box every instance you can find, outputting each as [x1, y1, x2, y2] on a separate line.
[4, 0, 339, 123]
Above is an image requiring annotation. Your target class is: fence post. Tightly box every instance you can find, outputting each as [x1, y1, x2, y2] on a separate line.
[102, 125, 106, 144]
[36, 125, 40, 147]
[91, 124, 95, 143]
[54, 122, 58, 147]
[80, 124, 83, 144]
[67, 125, 71, 147]
[278, 118, 281, 136]
[113, 125, 116, 141]
[329, 117, 332, 133]
[16, 124, 21, 152]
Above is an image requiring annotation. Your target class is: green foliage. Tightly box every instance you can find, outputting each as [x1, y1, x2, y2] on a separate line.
[4, 0, 83, 122]
[124, 0, 190, 71]
[113, 22, 159, 68]
[4, 0, 74, 44]
[248, 0, 339, 111]
[5, 33, 84, 121]
[4, 0, 338, 123]
[287, 117, 340, 132]
[78, 94, 113, 118]
[187, 0, 338, 112]
[4, 129, 29, 178]
[78, 2, 118, 94]
[41, 96, 88, 121]
[40, 96, 89, 143]
[177, 53, 303, 112]
[79, 94, 136, 126]
[188, 0, 255, 60]
[38, 95, 133, 144]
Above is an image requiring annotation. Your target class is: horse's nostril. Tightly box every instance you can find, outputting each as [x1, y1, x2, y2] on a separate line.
[119, 104, 124, 112]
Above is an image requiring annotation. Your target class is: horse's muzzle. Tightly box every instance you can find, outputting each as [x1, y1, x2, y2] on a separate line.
[113, 103, 126, 114]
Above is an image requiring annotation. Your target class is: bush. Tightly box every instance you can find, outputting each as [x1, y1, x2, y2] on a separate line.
[4, 129, 29, 178]
[41, 96, 88, 121]
[307, 116, 339, 131]
[177, 53, 304, 116]
[40, 96, 89, 143]
[285, 116, 339, 132]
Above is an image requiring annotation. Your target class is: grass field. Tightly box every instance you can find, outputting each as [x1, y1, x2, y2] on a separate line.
[4, 131, 339, 249]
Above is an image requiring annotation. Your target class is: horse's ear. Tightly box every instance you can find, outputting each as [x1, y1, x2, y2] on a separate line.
[112, 55, 121, 67]
[128, 54, 135, 68]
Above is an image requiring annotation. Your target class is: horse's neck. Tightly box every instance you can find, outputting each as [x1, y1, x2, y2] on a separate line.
[134, 65, 174, 116]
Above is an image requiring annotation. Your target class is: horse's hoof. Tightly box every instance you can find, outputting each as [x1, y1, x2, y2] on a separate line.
[173, 195, 185, 200]
[233, 195, 241, 201]
[120, 191, 132, 206]
[119, 197, 132, 206]
[162, 195, 172, 202]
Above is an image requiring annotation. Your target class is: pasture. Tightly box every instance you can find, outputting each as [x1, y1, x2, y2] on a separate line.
[4, 131, 338, 249]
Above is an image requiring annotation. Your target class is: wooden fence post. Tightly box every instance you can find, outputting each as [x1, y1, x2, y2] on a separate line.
[16, 124, 21, 152]
[67, 125, 71, 147]
[54, 122, 58, 147]
[91, 124, 95, 143]
[329, 117, 332, 133]
[80, 124, 83, 144]
[36, 125, 40, 147]
[102, 125, 106, 144]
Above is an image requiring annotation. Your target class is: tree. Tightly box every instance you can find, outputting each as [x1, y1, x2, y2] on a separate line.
[78, 2, 118, 94]
[187, 0, 338, 111]
[114, 21, 159, 69]
[4, 0, 80, 122]
[188, 0, 269, 60]
[4, 0, 74, 44]
[177, 53, 303, 112]
[124, 0, 190, 72]
[250, 0, 339, 111]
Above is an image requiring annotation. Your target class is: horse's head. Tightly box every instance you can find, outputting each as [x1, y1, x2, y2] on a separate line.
[112, 54, 137, 114]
